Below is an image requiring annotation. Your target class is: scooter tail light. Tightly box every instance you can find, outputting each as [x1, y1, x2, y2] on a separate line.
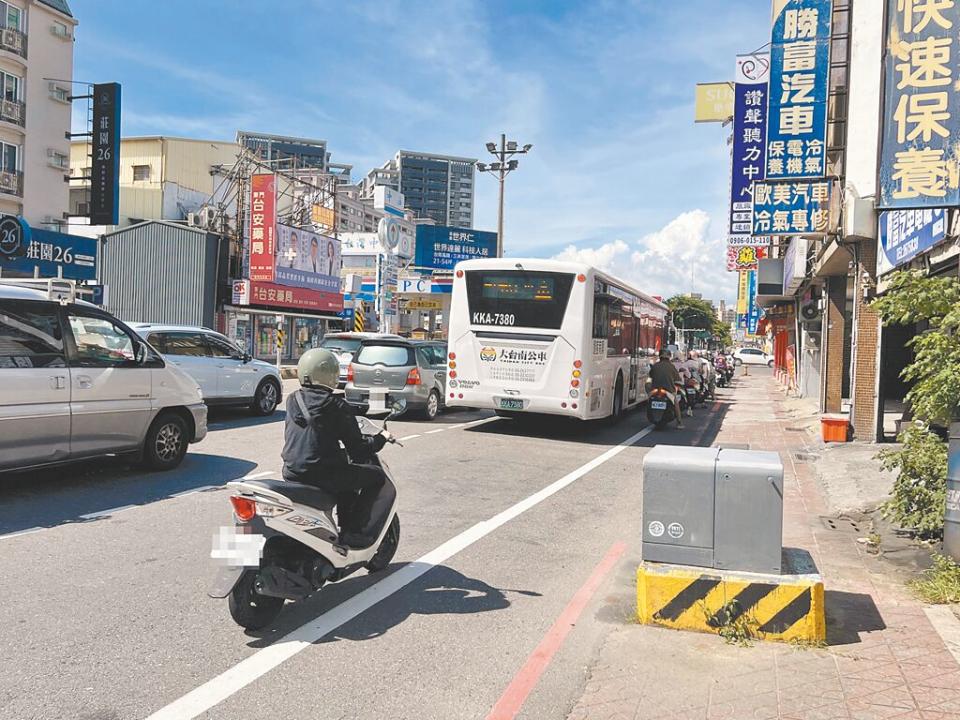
[406, 367, 422, 385]
[346, 364, 354, 383]
[230, 496, 256, 522]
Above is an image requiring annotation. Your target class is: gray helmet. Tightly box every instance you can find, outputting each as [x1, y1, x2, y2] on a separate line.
[297, 348, 339, 389]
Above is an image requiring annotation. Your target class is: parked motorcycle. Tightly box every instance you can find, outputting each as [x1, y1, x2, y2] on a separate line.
[209, 399, 406, 630]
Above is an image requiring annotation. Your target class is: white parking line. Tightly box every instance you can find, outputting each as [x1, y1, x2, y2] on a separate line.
[144, 423, 654, 720]
[79, 504, 138, 520]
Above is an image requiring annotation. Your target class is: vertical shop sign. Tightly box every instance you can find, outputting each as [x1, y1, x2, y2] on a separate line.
[730, 53, 770, 235]
[766, 0, 832, 180]
[878, 0, 960, 208]
[248, 174, 277, 282]
[746, 270, 761, 334]
[90, 83, 121, 225]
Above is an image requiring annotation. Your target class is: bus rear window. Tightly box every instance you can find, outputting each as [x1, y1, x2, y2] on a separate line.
[465, 271, 574, 329]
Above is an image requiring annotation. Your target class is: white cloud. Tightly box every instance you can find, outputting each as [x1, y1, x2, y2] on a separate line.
[551, 210, 737, 305]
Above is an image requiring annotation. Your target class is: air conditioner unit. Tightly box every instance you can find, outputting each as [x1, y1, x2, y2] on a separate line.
[2, 29, 22, 51]
[0, 172, 17, 191]
[842, 184, 877, 240]
[800, 297, 822, 324]
[1, 100, 20, 123]
[187, 212, 200, 228]
[50, 24, 72, 39]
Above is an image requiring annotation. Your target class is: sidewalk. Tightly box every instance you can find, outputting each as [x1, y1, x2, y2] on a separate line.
[567, 373, 960, 720]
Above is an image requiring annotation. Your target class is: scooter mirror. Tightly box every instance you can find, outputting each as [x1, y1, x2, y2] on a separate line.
[389, 397, 407, 416]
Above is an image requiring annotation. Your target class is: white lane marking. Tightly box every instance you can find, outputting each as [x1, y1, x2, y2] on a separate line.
[79, 504, 138, 520]
[170, 485, 218, 498]
[0, 527, 44, 541]
[241, 471, 275, 480]
[145, 423, 654, 720]
[399, 434, 421, 441]
[424, 429, 446, 435]
[461, 416, 499, 428]
[446, 423, 466, 429]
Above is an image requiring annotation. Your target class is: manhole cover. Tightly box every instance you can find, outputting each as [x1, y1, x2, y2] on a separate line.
[820, 516, 862, 534]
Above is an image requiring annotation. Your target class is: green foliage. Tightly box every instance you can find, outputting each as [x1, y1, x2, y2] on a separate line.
[872, 271, 960, 426]
[705, 599, 758, 647]
[877, 424, 947, 536]
[666, 294, 731, 345]
[908, 554, 960, 604]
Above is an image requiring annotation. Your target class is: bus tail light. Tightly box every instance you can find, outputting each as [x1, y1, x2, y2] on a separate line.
[406, 368, 422, 386]
[571, 379, 580, 388]
[449, 371, 458, 379]
[448, 352, 456, 360]
[574, 360, 582, 368]
[456, 270, 464, 278]
[449, 361, 457, 369]
[577, 274, 586, 283]
[346, 364, 354, 383]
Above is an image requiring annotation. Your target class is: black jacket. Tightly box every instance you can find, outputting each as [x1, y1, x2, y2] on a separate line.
[281, 387, 386, 483]
[648, 359, 681, 392]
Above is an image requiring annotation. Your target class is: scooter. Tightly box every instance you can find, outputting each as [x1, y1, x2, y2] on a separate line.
[209, 399, 405, 630]
[645, 381, 687, 430]
[685, 375, 705, 408]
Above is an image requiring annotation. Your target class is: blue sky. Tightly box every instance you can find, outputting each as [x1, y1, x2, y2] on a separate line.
[71, 0, 769, 304]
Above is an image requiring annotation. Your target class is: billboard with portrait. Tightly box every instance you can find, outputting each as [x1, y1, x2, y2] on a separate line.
[275, 224, 341, 293]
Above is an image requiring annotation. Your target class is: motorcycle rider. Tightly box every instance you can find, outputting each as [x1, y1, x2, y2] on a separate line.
[281, 348, 393, 549]
[648, 350, 684, 428]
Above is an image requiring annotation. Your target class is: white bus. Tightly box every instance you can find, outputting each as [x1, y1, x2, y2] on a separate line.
[444, 259, 670, 421]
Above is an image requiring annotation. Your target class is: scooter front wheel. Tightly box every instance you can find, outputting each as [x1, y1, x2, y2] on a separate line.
[228, 569, 284, 630]
[366, 515, 400, 573]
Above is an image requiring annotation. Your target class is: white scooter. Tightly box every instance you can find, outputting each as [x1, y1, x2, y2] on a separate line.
[209, 399, 405, 630]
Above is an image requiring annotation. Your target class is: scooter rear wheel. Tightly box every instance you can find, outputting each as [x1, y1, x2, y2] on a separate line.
[366, 515, 400, 573]
[228, 569, 285, 630]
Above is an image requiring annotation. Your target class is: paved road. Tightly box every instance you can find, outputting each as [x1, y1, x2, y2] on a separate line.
[0, 377, 742, 720]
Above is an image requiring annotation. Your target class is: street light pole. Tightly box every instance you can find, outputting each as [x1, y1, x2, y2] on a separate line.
[477, 134, 532, 258]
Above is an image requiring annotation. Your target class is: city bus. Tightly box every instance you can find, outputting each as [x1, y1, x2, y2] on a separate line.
[444, 259, 670, 421]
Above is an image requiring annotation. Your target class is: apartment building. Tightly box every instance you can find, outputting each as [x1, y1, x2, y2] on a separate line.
[361, 150, 476, 227]
[0, 0, 77, 229]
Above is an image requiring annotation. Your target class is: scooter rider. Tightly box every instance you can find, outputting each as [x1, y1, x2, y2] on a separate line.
[281, 348, 394, 549]
[648, 350, 684, 428]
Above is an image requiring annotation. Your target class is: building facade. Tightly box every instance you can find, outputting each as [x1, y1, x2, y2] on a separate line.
[0, 0, 77, 230]
[361, 150, 476, 227]
[69, 136, 240, 230]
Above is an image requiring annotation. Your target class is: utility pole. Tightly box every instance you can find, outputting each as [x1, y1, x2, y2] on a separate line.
[477, 134, 532, 258]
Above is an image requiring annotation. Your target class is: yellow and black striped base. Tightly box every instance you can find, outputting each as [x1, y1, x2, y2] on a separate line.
[637, 561, 825, 643]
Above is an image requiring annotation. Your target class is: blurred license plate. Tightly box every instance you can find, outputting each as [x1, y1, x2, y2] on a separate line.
[686, 388, 696, 395]
[499, 399, 524, 410]
[651, 400, 668, 410]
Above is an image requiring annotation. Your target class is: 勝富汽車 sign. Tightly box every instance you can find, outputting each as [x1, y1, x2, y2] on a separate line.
[248, 174, 277, 282]
[878, 208, 949, 274]
[730, 53, 770, 234]
[752, 180, 834, 235]
[878, 0, 960, 208]
[766, 0, 832, 181]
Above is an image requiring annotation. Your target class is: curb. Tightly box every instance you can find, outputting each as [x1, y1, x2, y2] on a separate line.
[637, 560, 826, 643]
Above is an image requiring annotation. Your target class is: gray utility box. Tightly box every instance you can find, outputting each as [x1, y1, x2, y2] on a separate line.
[642, 445, 784, 574]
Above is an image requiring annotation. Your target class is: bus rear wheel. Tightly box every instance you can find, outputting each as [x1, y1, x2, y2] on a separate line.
[610, 376, 624, 423]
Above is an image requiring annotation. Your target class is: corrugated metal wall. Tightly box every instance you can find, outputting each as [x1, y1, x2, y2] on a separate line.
[101, 222, 217, 328]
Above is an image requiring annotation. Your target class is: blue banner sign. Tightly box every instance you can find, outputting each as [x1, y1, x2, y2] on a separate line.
[730, 53, 770, 235]
[878, 0, 960, 208]
[878, 209, 948, 275]
[0, 219, 97, 281]
[752, 180, 833, 235]
[745, 270, 761, 335]
[766, 0, 832, 181]
[414, 225, 497, 271]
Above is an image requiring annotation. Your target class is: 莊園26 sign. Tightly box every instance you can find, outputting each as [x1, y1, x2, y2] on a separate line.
[878, 0, 960, 208]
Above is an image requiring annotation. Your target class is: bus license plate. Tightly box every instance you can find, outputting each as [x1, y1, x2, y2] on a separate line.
[651, 400, 668, 410]
[499, 399, 524, 410]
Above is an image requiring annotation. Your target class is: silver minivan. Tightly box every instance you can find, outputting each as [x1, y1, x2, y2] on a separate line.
[0, 281, 207, 473]
[344, 339, 447, 420]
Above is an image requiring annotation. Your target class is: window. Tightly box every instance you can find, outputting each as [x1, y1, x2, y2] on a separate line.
[355, 344, 414, 367]
[320, 337, 362, 355]
[465, 271, 575, 330]
[48, 150, 68, 169]
[52, 20, 68, 37]
[51, 85, 70, 103]
[0, 71, 19, 102]
[132, 165, 151, 182]
[159, 333, 210, 357]
[0, 2, 22, 31]
[205, 333, 241, 359]
[1, 141, 18, 173]
[0, 301, 65, 369]
[67, 313, 137, 367]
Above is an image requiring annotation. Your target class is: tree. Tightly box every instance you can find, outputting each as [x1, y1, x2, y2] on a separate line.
[666, 295, 731, 347]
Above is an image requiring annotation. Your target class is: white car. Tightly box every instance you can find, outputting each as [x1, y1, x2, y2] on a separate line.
[0, 280, 207, 473]
[733, 347, 773, 367]
[129, 324, 282, 416]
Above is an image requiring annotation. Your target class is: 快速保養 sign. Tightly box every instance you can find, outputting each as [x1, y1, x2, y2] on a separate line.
[730, 53, 770, 234]
[414, 225, 497, 270]
[752, 180, 834, 235]
[878, 209, 949, 275]
[765, 0, 832, 181]
[878, 0, 960, 208]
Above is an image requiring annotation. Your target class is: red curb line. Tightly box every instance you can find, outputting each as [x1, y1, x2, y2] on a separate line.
[485, 541, 627, 720]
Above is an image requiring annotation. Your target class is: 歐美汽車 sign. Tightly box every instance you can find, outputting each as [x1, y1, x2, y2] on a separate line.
[752, 180, 833, 235]
[878, 0, 960, 208]
[765, 0, 832, 181]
